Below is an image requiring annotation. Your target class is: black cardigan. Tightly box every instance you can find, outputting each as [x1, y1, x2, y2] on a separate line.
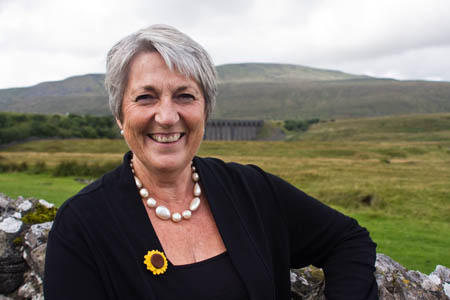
[44, 153, 378, 299]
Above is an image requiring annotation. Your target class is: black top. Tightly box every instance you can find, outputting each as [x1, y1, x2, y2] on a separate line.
[44, 152, 378, 300]
[152, 251, 248, 299]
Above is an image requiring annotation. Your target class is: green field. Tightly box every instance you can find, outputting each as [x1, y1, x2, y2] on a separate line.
[0, 172, 86, 204]
[1, 113, 449, 273]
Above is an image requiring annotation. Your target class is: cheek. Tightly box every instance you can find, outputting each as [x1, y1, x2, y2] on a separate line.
[185, 115, 205, 143]
[122, 109, 148, 131]
[193, 115, 206, 134]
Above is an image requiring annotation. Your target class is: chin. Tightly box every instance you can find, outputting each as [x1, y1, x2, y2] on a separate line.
[148, 153, 193, 173]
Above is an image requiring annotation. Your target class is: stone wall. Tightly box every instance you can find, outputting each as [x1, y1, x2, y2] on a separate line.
[290, 255, 450, 299]
[0, 194, 55, 300]
[1, 193, 449, 299]
[204, 120, 264, 140]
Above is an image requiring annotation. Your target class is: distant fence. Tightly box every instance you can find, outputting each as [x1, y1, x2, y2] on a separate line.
[204, 120, 264, 140]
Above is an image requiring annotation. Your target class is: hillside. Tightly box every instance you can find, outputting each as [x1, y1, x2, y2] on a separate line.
[0, 74, 107, 115]
[215, 78, 450, 119]
[291, 112, 450, 142]
[1, 63, 450, 119]
[216, 63, 367, 83]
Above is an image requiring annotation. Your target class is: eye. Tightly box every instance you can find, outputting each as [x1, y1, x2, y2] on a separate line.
[135, 94, 155, 102]
[177, 93, 195, 101]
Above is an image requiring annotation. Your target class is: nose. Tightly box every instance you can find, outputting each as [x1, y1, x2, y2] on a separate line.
[154, 97, 180, 127]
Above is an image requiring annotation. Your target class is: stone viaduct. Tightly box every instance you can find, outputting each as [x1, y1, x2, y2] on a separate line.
[204, 120, 264, 140]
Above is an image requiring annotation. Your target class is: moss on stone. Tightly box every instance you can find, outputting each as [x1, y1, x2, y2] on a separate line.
[12, 236, 23, 246]
[309, 267, 325, 281]
[21, 203, 57, 225]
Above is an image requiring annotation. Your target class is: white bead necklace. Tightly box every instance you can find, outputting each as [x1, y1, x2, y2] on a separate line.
[130, 159, 201, 223]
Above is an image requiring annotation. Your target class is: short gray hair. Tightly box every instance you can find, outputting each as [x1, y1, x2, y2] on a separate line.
[105, 24, 217, 121]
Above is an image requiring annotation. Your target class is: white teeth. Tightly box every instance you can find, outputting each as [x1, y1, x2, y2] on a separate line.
[151, 133, 181, 143]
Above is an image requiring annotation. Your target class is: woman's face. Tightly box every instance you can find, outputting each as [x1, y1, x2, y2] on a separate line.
[119, 51, 205, 174]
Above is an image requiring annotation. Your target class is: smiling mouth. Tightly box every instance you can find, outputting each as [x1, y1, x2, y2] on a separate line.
[148, 133, 184, 143]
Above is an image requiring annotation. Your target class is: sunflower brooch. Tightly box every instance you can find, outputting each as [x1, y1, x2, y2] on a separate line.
[144, 250, 168, 275]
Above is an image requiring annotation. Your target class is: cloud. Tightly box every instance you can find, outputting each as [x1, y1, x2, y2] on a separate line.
[0, 50, 105, 88]
[1, 0, 450, 88]
[210, 0, 450, 63]
[299, 0, 450, 62]
[329, 45, 450, 81]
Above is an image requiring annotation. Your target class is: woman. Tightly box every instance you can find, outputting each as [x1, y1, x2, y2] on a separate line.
[44, 25, 378, 299]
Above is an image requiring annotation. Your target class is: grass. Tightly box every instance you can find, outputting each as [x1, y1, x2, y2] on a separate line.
[3, 138, 129, 154]
[0, 114, 449, 273]
[353, 214, 449, 273]
[0, 172, 86, 206]
[296, 113, 450, 142]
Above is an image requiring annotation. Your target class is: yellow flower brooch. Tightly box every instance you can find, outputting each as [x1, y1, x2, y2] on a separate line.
[144, 250, 168, 275]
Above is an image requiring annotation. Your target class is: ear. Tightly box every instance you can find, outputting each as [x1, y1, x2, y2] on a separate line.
[116, 118, 124, 136]
[115, 118, 122, 130]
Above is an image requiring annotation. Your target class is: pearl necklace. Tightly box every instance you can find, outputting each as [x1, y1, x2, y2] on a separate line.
[130, 159, 201, 223]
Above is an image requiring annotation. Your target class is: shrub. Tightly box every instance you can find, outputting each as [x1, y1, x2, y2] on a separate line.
[52, 160, 119, 177]
[284, 119, 320, 132]
[52, 160, 80, 176]
[32, 161, 48, 174]
[0, 112, 118, 145]
[18, 162, 28, 172]
[0, 161, 28, 172]
[0, 162, 10, 172]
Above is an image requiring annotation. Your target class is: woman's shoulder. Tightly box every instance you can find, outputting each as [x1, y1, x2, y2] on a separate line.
[53, 164, 123, 228]
[194, 156, 281, 199]
[194, 156, 267, 178]
[59, 171, 109, 210]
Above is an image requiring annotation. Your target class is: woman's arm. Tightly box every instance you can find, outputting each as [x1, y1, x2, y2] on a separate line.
[44, 205, 109, 300]
[268, 173, 378, 300]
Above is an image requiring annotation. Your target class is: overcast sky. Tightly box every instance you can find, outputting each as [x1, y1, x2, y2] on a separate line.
[1, 0, 450, 89]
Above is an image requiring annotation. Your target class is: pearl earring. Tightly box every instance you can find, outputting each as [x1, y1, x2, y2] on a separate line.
[120, 130, 124, 135]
